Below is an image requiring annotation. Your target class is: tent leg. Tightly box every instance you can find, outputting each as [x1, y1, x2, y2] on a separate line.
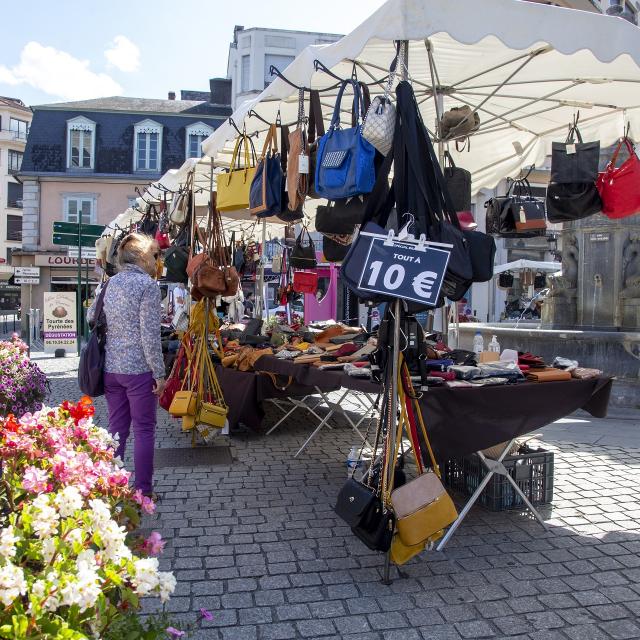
[256, 219, 267, 318]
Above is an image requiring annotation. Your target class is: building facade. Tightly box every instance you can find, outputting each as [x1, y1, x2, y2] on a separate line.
[227, 25, 342, 109]
[16, 82, 231, 318]
[0, 97, 32, 310]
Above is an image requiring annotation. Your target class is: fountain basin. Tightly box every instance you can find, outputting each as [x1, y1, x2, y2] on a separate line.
[456, 324, 640, 409]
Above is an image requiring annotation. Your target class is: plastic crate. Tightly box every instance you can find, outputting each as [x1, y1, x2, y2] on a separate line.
[443, 445, 554, 512]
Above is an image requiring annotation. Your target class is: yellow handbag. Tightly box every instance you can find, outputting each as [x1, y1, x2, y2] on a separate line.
[197, 402, 228, 429]
[182, 415, 196, 432]
[217, 133, 256, 212]
[390, 530, 445, 566]
[169, 390, 197, 417]
[390, 362, 458, 551]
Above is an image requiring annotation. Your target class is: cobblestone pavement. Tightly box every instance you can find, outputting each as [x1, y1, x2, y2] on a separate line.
[37, 354, 640, 640]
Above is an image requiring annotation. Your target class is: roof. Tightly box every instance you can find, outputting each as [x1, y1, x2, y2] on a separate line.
[33, 96, 211, 115]
[0, 96, 32, 114]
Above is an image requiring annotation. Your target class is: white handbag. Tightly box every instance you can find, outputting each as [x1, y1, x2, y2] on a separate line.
[362, 46, 404, 156]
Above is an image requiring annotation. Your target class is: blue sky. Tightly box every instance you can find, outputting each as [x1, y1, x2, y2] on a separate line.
[1, 0, 386, 107]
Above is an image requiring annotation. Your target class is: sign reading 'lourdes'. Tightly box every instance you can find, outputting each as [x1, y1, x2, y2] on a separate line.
[357, 230, 452, 306]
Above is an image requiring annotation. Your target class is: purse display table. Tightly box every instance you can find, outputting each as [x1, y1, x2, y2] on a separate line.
[213, 359, 612, 547]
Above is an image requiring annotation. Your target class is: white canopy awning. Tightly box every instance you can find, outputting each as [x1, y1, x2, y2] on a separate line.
[201, 0, 640, 196]
[493, 259, 561, 274]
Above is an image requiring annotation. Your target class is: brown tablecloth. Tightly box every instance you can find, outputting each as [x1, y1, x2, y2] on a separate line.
[221, 357, 612, 459]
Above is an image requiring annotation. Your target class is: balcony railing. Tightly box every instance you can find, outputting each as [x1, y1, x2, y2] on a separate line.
[0, 129, 28, 142]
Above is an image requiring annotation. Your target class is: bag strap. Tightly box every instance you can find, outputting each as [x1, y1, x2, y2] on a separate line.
[329, 79, 360, 130]
[307, 90, 325, 142]
[90, 280, 110, 330]
[609, 136, 635, 168]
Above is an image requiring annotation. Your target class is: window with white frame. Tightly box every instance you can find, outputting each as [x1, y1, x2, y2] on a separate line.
[241, 55, 251, 93]
[63, 195, 96, 225]
[185, 122, 213, 159]
[66, 116, 96, 169]
[134, 119, 163, 172]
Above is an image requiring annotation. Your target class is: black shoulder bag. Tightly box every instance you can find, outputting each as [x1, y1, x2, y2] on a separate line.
[78, 281, 110, 397]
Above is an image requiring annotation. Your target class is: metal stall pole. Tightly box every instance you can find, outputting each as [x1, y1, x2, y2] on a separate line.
[383, 40, 409, 585]
[257, 218, 267, 319]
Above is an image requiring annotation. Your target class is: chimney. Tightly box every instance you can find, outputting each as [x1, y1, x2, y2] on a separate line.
[209, 78, 232, 106]
[233, 25, 244, 45]
[168, 91, 176, 100]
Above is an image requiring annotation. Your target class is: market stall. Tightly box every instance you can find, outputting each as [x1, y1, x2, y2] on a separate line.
[105, 0, 640, 575]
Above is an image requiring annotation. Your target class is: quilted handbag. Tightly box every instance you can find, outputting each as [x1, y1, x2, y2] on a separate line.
[217, 133, 257, 212]
[289, 227, 317, 269]
[597, 137, 640, 219]
[362, 45, 403, 156]
[551, 120, 600, 184]
[315, 79, 376, 200]
[249, 124, 283, 218]
[292, 270, 318, 294]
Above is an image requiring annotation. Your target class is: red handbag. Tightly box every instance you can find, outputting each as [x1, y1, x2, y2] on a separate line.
[155, 230, 171, 249]
[159, 345, 186, 411]
[596, 137, 640, 219]
[293, 270, 318, 294]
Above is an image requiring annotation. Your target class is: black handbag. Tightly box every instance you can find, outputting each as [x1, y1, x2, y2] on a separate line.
[498, 272, 514, 288]
[164, 246, 190, 284]
[334, 478, 377, 528]
[443, 151, 471, 212]
[351, 502, 395, 552]
[322, 234, 351, 263]
[551, 119, 600, 184]
[463, 229, 496, 282]
[289, 227, 317, 269]
[486, 177, 546, 238]
[546, 181, 602, 222]
[78, 281, 109, 397]
[315, 197, 367, 233]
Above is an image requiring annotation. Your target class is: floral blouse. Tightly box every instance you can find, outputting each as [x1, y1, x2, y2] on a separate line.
[87, 264, 165, 380]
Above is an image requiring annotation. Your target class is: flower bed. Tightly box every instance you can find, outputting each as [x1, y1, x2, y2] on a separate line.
[0, 336, 47, 418]
[0, 397, 177, 639]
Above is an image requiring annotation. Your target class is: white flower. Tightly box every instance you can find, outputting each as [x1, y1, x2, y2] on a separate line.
[0, 525, 19, 560]
[67, 528, 84, 547]
[158, 571, 176, 603]
[74, 566, 101, 612]
[54, 486, 84, 518]
[88, 499, 111, 529]
[131, 557, 160, 596]
[100, 519, 130, 563]
[30, 495, 59, 539]
[0, 562, 27, 606]
[41, 538, 56, 563]
[77, 549, 97, 570]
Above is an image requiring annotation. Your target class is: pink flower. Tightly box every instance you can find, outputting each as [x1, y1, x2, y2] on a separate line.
[144, 531, 165, 555]
[22, 466, 49, 493]
[200, 608, 214, 621]
[133, 489, 156, 515]
[166, 628, 185, 638]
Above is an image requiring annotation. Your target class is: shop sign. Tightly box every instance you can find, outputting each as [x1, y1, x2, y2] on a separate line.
[43, 292, 77, 353]
[35, 254, 96, 268]
[15, 277, 40, 285]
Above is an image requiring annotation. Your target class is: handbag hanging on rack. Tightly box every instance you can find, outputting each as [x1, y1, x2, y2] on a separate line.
[306, 90, 326, 200]
[292, 270, 318, 294]
[249, 123, 283, 218]
[286, 89, 309, 211]
[596, 136, 640, 219]
[289, 227, 317, 269]
[315, 79, 376, 200]
[551, 116, 600, 184]
[217, 132, 257, 212]
[362, 44, 403, 156]
[442, 151, 472, 212]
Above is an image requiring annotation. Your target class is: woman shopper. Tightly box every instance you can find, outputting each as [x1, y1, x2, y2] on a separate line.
[87, 232, 165, 498]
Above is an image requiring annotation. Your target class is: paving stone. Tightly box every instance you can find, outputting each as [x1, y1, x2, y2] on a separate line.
[39, 356, 640, 640]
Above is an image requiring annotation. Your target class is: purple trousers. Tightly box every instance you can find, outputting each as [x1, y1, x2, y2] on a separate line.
[104, 371, 156, 494]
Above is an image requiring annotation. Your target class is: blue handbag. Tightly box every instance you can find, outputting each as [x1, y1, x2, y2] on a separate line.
[250, 124, 283, 218]
[315, 80, 376, 200]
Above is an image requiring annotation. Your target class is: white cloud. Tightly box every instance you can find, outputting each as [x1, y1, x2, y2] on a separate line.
[0, 41, 122, 101]
[105, 36, 140, 73]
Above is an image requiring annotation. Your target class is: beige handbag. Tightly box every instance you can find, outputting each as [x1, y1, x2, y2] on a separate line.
[286, 90, 309, 210]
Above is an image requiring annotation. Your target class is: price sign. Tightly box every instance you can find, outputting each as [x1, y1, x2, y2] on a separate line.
[357, 235, 451, 307]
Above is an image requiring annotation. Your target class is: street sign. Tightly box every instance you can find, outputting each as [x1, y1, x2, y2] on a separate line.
[68, 248, 97, 259]
[14, 267, 40, 277]
[15, 277, 40, 285]
[53, 221, 104, 236]
[53, 233, 99, 248]
[356, 233, 451, 307]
